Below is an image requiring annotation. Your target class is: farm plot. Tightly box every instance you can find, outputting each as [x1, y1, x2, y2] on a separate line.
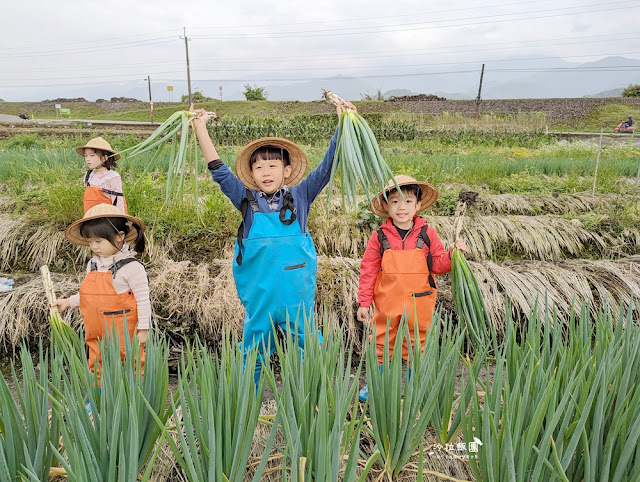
[0, 132, 639, 480]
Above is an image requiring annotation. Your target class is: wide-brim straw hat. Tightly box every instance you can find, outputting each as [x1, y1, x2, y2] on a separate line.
[65, 204, 145, 246]
[370, 175, 439, 218]
[75, 137, 120, 161]
[235, 137, 307, 190]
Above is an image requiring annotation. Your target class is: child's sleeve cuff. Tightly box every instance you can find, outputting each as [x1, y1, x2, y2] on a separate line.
[207, 159, 223, 170]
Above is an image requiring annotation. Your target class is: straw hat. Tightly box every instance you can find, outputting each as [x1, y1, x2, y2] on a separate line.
[370, 175, 439, 218]
[75, 137, 120, 161]
[235, 137, 307, 190]
[65, 204, 145, 246]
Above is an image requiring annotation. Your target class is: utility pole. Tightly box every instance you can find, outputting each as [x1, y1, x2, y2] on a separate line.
[145, 75, 153, 123]
[180, 27, 193, 106]
[475, 64, 485, 119]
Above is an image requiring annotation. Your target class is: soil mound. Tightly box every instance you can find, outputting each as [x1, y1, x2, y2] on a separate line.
[386, 94, 446, 102]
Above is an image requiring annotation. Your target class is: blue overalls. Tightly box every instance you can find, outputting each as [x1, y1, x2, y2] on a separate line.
[233, 190, 320, 383]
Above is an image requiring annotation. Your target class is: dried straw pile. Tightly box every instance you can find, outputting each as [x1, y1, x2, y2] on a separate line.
[2, 255, 639, 353]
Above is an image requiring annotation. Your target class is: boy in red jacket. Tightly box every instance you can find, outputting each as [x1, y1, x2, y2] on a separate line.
[357, 175, 466, 401]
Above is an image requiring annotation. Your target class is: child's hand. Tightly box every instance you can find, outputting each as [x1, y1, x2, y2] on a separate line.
[189, 103, 209, 128]
[357, 306, 370, 322]
[137, 329, 149, 345]
[450, 239, 468, 253]
[336, 101, 357, 119]
[52, 298, 71, 313]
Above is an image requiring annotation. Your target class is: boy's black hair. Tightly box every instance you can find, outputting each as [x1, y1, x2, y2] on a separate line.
[384, 184, 422, 202]
[80, 217, 145, 253]
[249, 146, 290, 169]
[94, 149, 118, 170]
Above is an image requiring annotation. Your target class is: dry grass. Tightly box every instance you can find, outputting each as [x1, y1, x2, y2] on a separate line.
[1, 206, 638, 273]
[3, 255, 639, 353]
[474, 193, 615, 215]
[0, 194, 16, 213]
[0, 214, 83, 271]
[431, 214, 623, 261]
[0, 272, 81, 352]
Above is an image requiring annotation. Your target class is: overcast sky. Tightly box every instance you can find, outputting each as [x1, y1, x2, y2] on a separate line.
[1, 0, 639, 101]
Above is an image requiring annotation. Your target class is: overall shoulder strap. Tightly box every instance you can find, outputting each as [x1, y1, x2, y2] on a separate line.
[417, 225, 436, 289]
[236, 189, 259, 265]
[108, 258, 142, 278]
[377, 228, 391, 257]
[84, 170, 92, 187]
[99, 188, 124, 206]
[89, 261, 98, 271]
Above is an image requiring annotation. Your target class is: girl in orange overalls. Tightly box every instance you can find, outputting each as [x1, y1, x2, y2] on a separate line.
[76, 137, 128, 213]
[356, 175, 466, 402]
[53, 204, 149, 375]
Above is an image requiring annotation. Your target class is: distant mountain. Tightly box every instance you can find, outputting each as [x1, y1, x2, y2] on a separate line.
[587, 88, 624, 98]
[383, 89, 415, 98]
[3, 56, 639, 102]
[483, 56, 640, 99]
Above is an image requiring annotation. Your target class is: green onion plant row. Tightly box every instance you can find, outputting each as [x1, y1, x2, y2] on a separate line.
[1, 305, 639, 480]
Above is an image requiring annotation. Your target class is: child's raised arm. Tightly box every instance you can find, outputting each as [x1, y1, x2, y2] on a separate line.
[190, 104, 246, 209]
[190, 104, 221, 164]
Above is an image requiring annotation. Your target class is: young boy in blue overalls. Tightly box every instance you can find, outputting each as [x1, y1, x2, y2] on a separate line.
[191, 101, 356, 383]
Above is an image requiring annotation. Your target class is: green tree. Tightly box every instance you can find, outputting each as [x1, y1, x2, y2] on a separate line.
[181, 91, 214, 102]
[622, 84, 640, 97]
[243, 84, 268, 101]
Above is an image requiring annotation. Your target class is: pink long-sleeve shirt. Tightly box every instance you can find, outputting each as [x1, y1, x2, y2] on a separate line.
[85, 169, 126, 213]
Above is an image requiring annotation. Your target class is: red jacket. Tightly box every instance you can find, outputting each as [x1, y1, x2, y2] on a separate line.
[358, 216, 452, 307]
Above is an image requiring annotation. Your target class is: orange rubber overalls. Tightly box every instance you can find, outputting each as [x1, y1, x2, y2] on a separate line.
[79, 258, 144, 376]
[372, 226, 437, 362]
[83, 170, 128, 213]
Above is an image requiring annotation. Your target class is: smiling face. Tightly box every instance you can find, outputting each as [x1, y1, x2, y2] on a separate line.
[83, 148, 108, 170]
[384, 190, 421, 229]
[250, 156, 292, 194]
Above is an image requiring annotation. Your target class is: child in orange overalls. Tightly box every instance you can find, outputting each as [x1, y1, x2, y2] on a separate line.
[76, 137, 128, 213]
[53, 204, 149, 375]
[356, 175, 466, 401]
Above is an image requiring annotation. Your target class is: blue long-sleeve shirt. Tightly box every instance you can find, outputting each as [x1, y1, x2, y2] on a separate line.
[210, 130, 339, 237]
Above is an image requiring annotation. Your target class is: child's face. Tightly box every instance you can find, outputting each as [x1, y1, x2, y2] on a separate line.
[87, 234, 124, 258]
[84, 148, 108, 170]
[250, 156, 292, 194]
[384, 190, 421, 229]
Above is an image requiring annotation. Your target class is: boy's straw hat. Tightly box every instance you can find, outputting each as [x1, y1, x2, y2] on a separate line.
[235, 137, 307, 190]
[370, 175, 439, 218]
[75, 137, 120, 160]
[65, 204, 145, 246]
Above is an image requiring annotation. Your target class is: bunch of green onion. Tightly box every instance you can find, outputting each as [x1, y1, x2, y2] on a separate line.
[451, 249, 489, 350]
[118, 110, 214, 218]
[323, 90, 400, 211]
[40, 266, 84, 361]
[449, 197, 490, 350]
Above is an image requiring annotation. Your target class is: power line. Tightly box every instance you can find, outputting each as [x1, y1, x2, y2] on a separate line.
[6, 49, 639, 82]
[8, 31, 637, 75]
[0, 37, 176, 59]
[190, 0, 556, 30]
[3, 70, 186, 82]
[191, 2, 639, 39]
[186, 52, 640, 74]
[189, 37, 640, 65]
[5, 29, 179, 53]
[3, 65, 640, 88]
